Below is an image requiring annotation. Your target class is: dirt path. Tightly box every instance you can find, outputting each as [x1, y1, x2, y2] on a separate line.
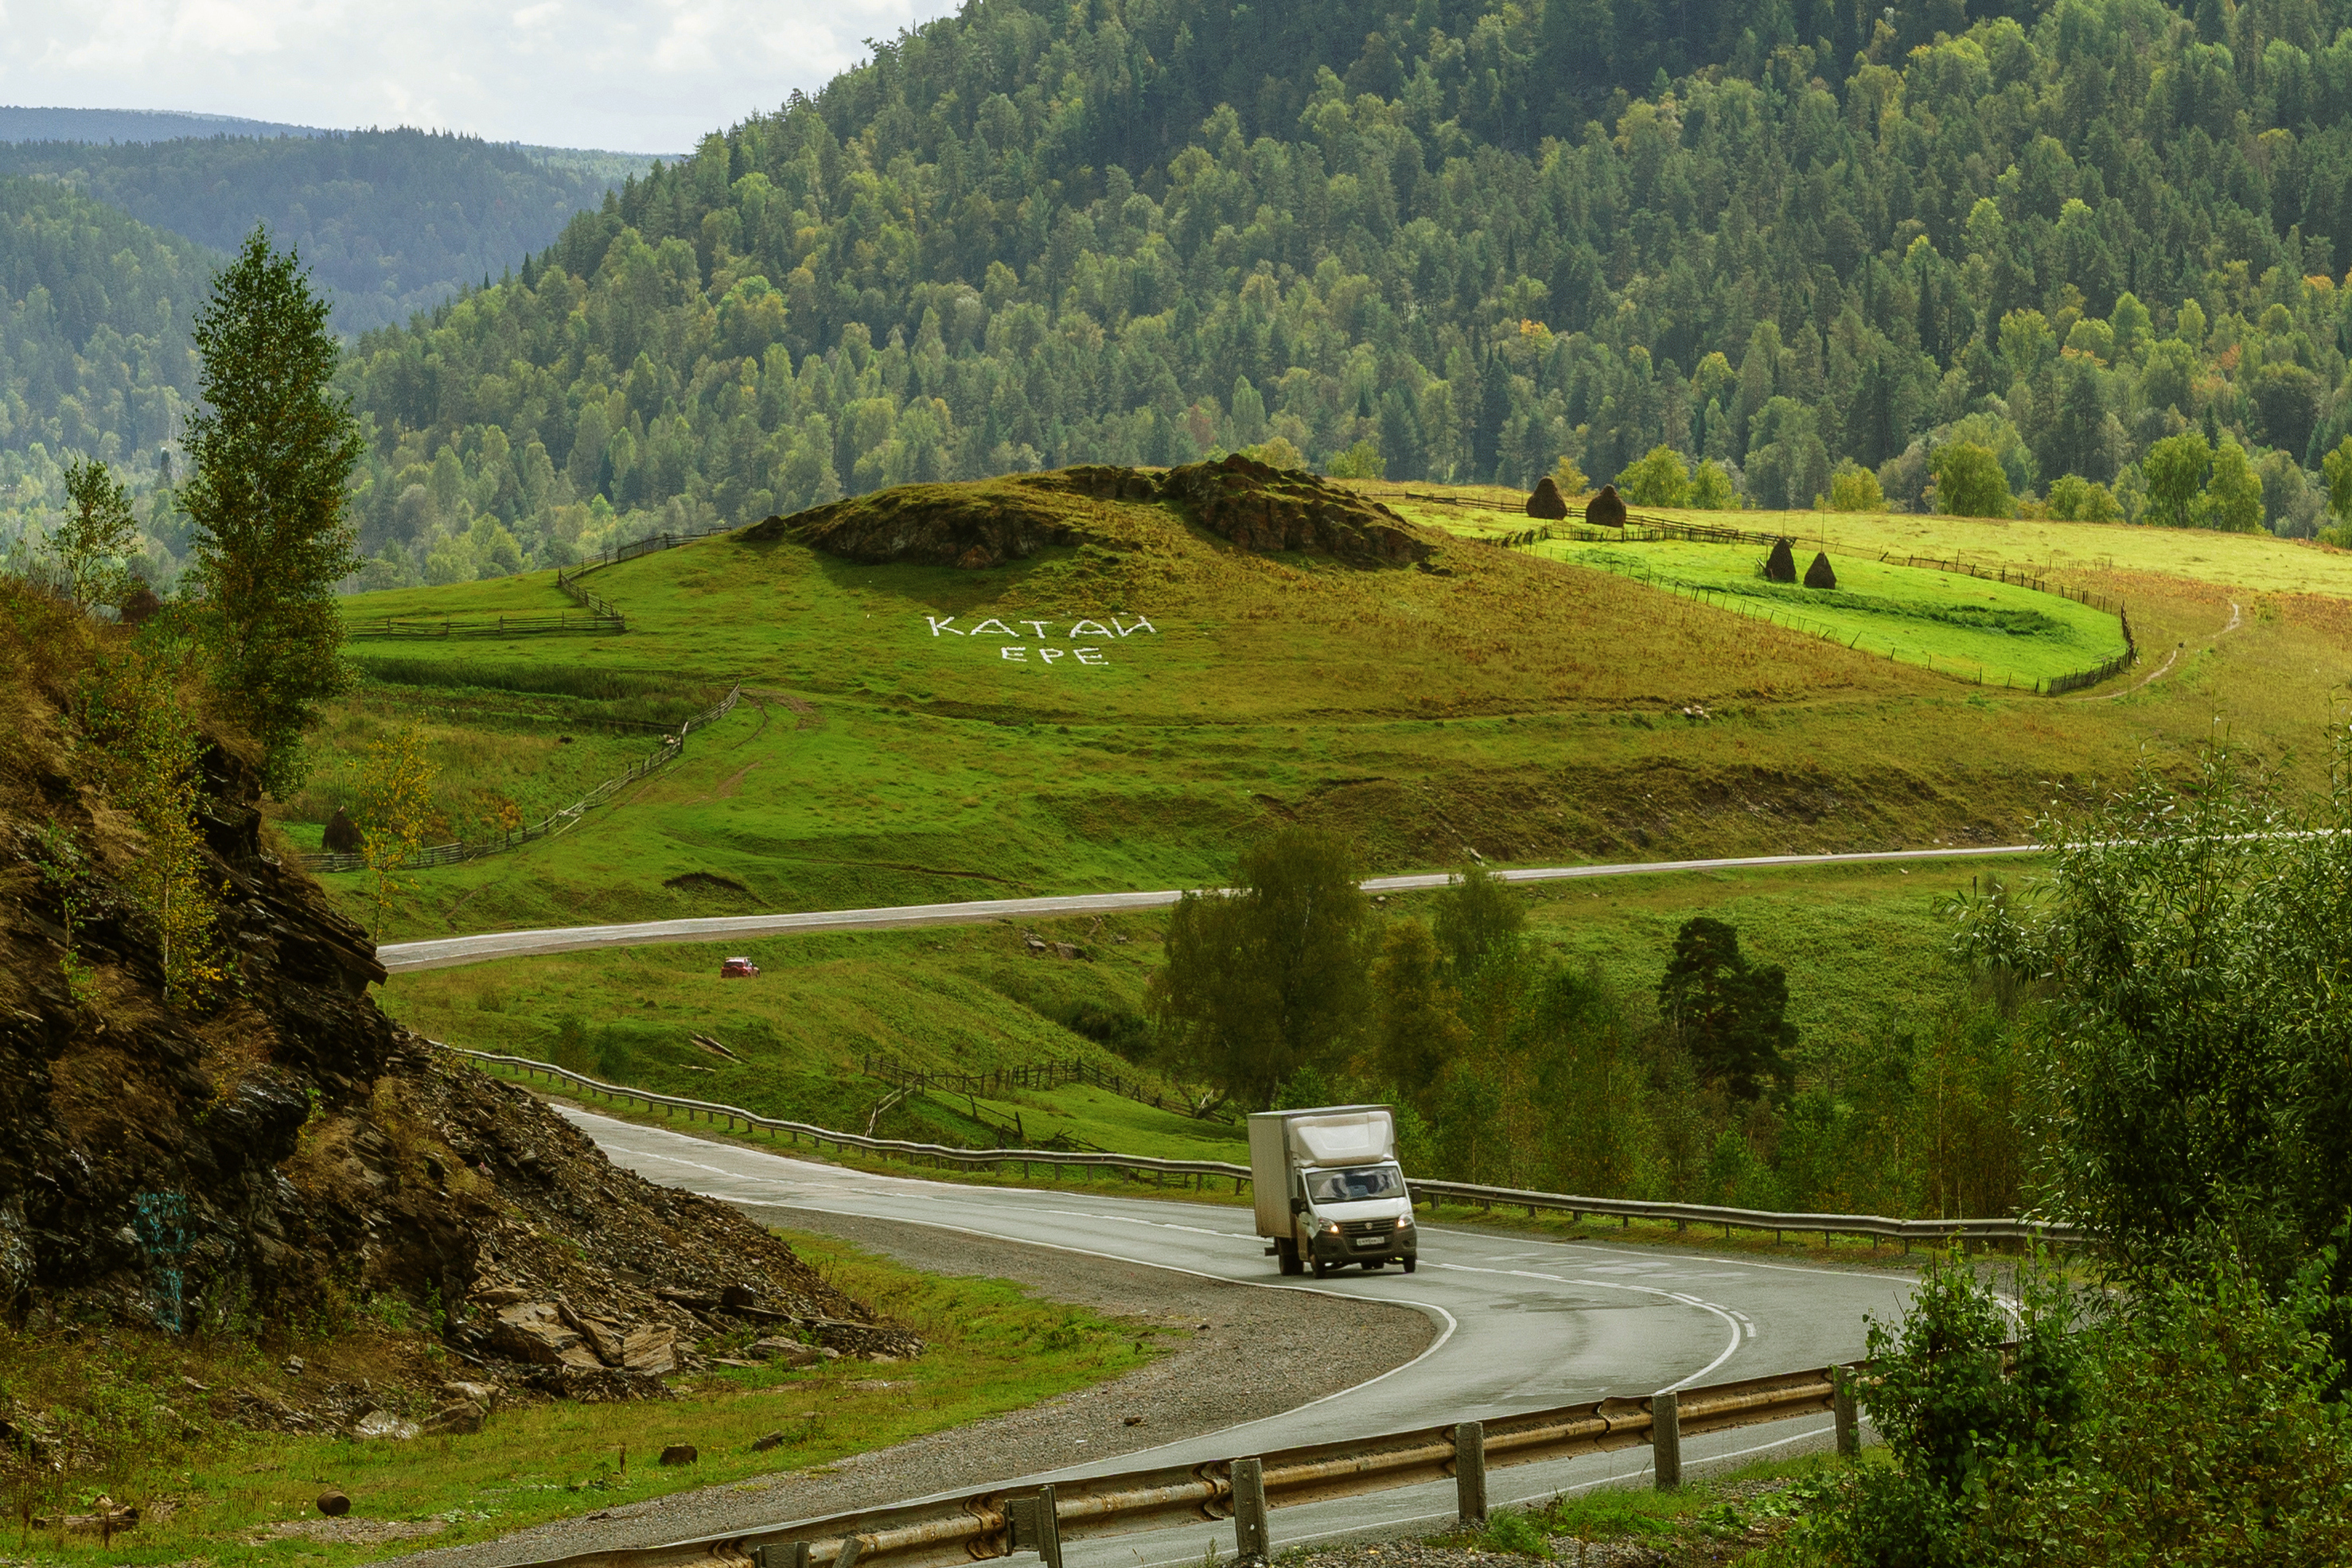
[384, 1207, 1437, 1568]
[2076, 601, 2240, 702]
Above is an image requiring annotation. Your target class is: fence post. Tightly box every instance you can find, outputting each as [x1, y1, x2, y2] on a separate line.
[1651, 1390, 1681, 1491]
[1834, 1368, 1860, 1458]
[1454, 1421, 1488, 1525]
[1231, 1457, 1269, 1565]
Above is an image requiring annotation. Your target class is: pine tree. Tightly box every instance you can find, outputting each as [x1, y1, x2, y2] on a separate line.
[182, 227, 364, 796]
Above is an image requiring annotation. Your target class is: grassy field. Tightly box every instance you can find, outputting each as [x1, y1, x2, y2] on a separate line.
[0, 1230, 1170, 1568]
[384, 853, 2027, 1154]
[1533, 538, 2126, 688]
[297, 472, 2352, 950]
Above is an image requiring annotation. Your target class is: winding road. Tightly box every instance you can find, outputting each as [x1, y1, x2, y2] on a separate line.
[555, 1106, 1921, 1567]
[380, 843, 2039, 974]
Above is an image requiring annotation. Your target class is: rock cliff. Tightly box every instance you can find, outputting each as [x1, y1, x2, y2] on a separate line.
[0, 585, 911, 1417]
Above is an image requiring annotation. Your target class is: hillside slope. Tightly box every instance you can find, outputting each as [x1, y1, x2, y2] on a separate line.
[0, 581, 898, 1369]
[290, 464, 2346, 950]
[337, 0, 2352, 588]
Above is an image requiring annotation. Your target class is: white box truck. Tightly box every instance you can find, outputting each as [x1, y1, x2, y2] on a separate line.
[1250, 1105, 1417, 1278]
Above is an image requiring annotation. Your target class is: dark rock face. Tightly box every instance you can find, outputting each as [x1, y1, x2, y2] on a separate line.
[2, 679, 915, 1381]
[1805, 551, 1839, 589]
[749, 456, 1439, 570]
[1586, 484, 1627, 528]
[1764, 538, 1798, 582]
[1158, 453, 1433, 567]
[1526, 476, 1569, 519]
[321, 807, 362, 854]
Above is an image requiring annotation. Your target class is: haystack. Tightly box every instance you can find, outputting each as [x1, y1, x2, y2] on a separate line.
[323, 806, 364, 853]
[1762, 538, 1797, 582]
[1586, 484, 1627, 528]
[1526, 475, 1569, 519]
[1804, 551, 1838, 589]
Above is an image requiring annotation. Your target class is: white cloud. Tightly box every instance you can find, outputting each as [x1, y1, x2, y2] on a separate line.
[0, 0, 958, 151]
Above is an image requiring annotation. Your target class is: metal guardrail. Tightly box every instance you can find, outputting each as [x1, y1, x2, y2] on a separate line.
[512, 1348, 1954, 1568]
[450, 1047, 2085, 1247]
[303, 683, 742, 873]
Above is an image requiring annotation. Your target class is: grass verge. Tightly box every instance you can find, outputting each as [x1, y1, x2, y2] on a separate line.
[0, 1230, 1170, 1568]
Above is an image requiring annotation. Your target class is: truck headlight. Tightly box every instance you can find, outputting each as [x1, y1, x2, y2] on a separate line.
[1323, 1222, 1342, 1235]
[1396, 1216, 1414, 1230]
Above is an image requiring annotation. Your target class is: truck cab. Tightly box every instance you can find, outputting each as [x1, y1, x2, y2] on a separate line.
[1249, 1107, 1418, 1278]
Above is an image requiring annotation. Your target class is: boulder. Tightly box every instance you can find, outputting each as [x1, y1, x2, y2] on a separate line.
[559, 1301, 632, 1365]
[489, 1302, 605, 1370]
[621, 1324, 681, 1375]
[752, 1338, 823, 1368]
[1526, 476, 1569, 519]
[440, 1381, 499, 1409]
[353, 1411, 421, 1441]
[659, 1444, 699, 1467]
[422, 1402, 485, 1436]
[1804, 551, 1838, 589]
[1762, 539, 1797, 583]
[1585, 484, 1627, 528]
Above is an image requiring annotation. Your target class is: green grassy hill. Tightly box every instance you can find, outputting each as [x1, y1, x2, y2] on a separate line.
[312, 468, 2352, 1195]
[301, 472, 2340, 953]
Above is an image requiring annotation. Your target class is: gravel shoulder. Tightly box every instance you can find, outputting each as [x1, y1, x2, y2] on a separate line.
[385, 1204, 1439, 1568]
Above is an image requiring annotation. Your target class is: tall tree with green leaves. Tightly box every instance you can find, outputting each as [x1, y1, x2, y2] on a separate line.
[1148, 826, 1372, 1110]
[53, 455, 141, 608]
[182, 226, 364, 796]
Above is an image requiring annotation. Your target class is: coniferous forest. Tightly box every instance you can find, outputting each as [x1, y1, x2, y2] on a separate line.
[324, 0, 2352, 587]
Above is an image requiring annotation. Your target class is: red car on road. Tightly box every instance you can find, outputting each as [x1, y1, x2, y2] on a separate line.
[720, 956, 760, 978]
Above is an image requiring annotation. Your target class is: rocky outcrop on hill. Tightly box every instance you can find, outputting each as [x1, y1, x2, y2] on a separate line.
[0, 589, 914, 1422]
[1151, 453, 1432, 566]
[749, 453, 1438, 570]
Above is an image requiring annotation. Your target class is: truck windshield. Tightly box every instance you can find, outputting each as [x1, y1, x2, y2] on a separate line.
[1308, 1164, 1405, 1204]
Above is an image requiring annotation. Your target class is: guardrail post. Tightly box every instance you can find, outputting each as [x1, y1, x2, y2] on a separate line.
[1454, 1420, 1487, 1525]
[835, 1535, 866, 1568]
[1231, 1457, 1269, 1564]
[1651, 1390, 1681, 1491]
[1031, 1484, 1064, 1568]
[1833, 1368, 1860, 1458]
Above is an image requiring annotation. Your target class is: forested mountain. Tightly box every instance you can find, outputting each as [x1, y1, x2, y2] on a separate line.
[333, 0, 2352, 585]
[0, 175, 208, 564]
[0, 107, 323, 142]
[0, 129, 652, 337]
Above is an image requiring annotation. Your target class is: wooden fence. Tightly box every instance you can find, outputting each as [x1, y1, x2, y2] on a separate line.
[302, 683, 742, 873]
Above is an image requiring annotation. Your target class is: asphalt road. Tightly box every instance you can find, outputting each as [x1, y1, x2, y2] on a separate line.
[563, 1107, 1919, 1566]
[380, 844, 2037, 973]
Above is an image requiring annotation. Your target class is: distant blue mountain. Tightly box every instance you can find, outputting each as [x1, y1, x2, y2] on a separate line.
[0, 106, 325, 142]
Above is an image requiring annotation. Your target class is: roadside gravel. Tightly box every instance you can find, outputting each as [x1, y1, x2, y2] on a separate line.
[385, 1205, 1438, 1568]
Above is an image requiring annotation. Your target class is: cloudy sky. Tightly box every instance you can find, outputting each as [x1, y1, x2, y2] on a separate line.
[0, 0, 963, 153]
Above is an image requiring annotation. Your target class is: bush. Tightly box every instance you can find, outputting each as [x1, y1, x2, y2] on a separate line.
[1688, 458, 1739, 509]
[1931, 442, 2012, 517]
[2045, 473, 2122, 522]
[1828, 462, 1883, 513]
[1615, 445, 1692, 506]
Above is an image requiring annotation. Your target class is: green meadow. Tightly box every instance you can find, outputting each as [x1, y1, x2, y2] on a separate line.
[1535, 539, 2128, 688]
[301, 476, 2352, 954]
[381, 854, 2024, 1150]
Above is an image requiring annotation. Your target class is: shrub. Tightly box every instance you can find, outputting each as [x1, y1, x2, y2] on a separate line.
[2045, 473, 2122, 522]
[1931, 442, 2013, 517]
[1615, 445, 1692, 506]
[1828, 462, 1884, 513]
[1688, 458, 1738, 509]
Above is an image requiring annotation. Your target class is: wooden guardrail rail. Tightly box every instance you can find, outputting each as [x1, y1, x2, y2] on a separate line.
[451, 1046, 2085, 1247]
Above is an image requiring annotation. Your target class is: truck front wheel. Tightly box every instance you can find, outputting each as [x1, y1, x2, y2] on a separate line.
[1275, 1237, 1303, 1277]
[1403, 1256, 1418, 1274]
[1311, 1254, 1331, 1279]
